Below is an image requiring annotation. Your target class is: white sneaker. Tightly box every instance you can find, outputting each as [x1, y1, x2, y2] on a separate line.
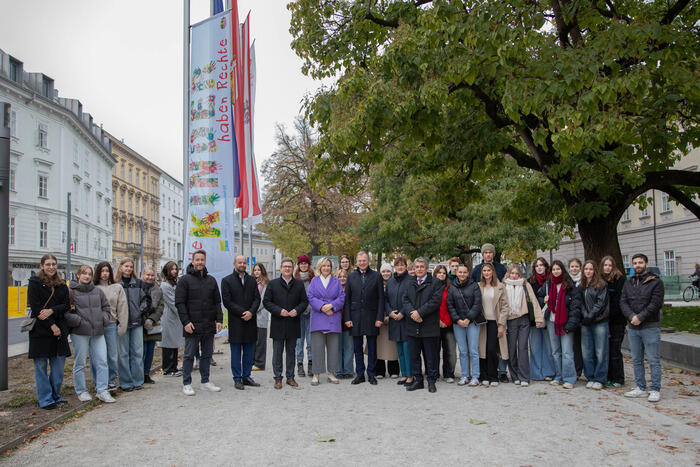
[648, 391, 661, 402]
[520, 382, 529, 387]
[586, 381, 595, 389]
[201, 382, 221, 392]
[481, 380, 489, 387]
[514, 380, 521, 385]
[469, 378, 480, 387]
[182, 384, 195, 396]
[97, 391, 116, 403]
[562, 382, 574, 389]
[458, 377, 468, 386]
[78, 392, 93, 402]
[592, 382, 603, 390]
[550, 380, 562, 386]
[446, 377, 455, 384]
[490, 381, 499, 387]
[624, 387, 647, 398]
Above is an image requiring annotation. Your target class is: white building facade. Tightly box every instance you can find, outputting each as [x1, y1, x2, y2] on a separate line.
[1, 49, 115, 283]
[159, 172, 184, 271]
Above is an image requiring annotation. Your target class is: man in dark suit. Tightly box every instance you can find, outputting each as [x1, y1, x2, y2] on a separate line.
[263, 258, 309, 389]
[221, 255, 261, 390]
[344, 251, 384, 385]
[402, 257, 444, 393]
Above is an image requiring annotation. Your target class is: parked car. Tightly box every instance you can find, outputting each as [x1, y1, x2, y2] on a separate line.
[624, 266, 662, 278]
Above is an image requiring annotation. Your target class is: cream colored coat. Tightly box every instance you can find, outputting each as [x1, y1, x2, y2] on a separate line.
[506, 281, 544, 323]
[96, 282, 128, 336]
[478, 282, 509, 360]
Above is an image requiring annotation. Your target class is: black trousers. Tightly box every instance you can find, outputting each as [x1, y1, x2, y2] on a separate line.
[162, 347, 179, 374]
[479, 320, 499, 383]
[408, 335, 439, 384]
[375, 360, 400, 377]
[254, 327, 267, 369]
[607, 323, 626, 384]
[272, 338, 296, 380]
[574, 327, 583, 377]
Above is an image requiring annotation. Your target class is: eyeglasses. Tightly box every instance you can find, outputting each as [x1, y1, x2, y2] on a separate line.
[44, 263, 57, 267]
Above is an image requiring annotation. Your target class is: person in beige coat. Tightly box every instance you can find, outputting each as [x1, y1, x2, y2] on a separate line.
[504, 264, 544, 387]
[94, 261, 128, 390]
[478, 263, 509, 386]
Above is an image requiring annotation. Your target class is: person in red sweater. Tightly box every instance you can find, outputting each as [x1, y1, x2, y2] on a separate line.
[434, 265, 456, 383]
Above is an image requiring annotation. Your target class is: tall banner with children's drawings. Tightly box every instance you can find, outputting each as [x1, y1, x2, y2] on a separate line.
[185, 11, 237, 279]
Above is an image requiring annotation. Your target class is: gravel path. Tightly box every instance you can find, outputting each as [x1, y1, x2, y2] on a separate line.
[4, 339, 699, 466]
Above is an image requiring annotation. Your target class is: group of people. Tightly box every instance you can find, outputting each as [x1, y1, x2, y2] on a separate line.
[28, 243, 665, 408]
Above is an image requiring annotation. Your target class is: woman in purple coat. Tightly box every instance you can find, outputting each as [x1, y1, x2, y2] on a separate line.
[308, 257, 346, 386]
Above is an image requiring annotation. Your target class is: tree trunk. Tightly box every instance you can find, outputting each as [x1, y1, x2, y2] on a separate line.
[577, 217, 624, 268]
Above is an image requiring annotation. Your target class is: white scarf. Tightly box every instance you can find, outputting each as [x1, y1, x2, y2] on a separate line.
[570, 272, 581, 286]
[504, 278, 524, 316]
[320, 274, 331, 288]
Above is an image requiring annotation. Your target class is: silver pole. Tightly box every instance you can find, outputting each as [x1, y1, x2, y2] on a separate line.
[66, 193, 71, 281]
[182, 0, 190, 269]
[239, 211, 244, 257]
[139, 219, 145, 275]
[210, 0, 215, 16]
[0, 102, 11, 390]
[249, 223, 253, 266]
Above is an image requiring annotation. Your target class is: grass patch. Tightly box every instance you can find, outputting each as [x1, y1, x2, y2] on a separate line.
[4, 395, 38, 408]
[662, 306, 700, 334]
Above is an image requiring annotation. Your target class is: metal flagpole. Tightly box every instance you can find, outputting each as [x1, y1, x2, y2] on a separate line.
[239, 211, 244, 259]
[0, 102, 11, 390]
[249, 223, 253, 266]
[66, 193, 71, 280]
[182, 0, 190, 270]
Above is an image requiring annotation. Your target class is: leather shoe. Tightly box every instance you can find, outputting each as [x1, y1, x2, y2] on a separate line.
[286, 378, 298, 387]
[274, 379, 283, 389]
[428, 382, 437, 393]
[234, 380, 244, 390]
[351, 375, 366, 385]
[405, 380, 424, 391]
[397, 379, 406, 385]
[368, 376, 378, 385]
[243, 377, 260, 387]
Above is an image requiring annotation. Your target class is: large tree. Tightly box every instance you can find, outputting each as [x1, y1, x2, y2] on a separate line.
[261, 116, 364, 257]
[289, 0, 700, 266]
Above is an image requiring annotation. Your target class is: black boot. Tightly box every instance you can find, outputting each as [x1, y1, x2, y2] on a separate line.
[308, 360, 313, 376]
[297, 362, 306, 377]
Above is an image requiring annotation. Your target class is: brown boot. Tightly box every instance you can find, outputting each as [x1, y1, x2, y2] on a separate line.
[274, 379, 283, 389]
[286, 378, 298, 387]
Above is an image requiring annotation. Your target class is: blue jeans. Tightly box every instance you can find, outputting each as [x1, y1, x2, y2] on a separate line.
[102, 323, 119, 385]
[230, 341, 255, 381]
[529, 325, 555, 380]
[396, 340, 412, 378]
[581, 322, 609, 384]
[143, 340, 156, 377]
[72, 333, 109, 394]
[34, 356, 66, 408]
[336, 330, 354, 376]
[296, 313, 312, 363]
[118, 326, 144, 389]
[453, 322, 480, 379]
[547, 324, 576, 384]
[627, 327, 661, 392]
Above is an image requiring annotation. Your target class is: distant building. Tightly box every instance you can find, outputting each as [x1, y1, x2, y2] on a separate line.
[540, 147, 700, 276]
[0, 49, 115, 283]
[159, 172, 184, 271]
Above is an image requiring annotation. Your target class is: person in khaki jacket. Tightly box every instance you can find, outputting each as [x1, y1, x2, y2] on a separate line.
[478, 263, 510, 386]
[503, 264, 544, 387]
[94, 261, 128, 390]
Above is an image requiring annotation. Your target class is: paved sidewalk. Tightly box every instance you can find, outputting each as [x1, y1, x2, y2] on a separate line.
[4, 338, 699, 466]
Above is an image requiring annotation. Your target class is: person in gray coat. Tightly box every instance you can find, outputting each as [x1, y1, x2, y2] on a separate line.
[252, 263, 270, 371]
[160, 262, 184, 376]
[66, 265, 115, 404]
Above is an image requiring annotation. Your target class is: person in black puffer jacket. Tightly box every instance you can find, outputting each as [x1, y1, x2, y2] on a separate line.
[175, 251, 223, 395]
[115, 257, 151, 392]
[578, 260, 610, 390]
[600, 256, 627, 387]
[27, 254, 71, 410]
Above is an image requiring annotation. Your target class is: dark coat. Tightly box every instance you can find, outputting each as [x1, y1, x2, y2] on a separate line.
[402, 273, 444, 338]
[65, 280, 111, 336]
[143, 282, 164, 342]
[263, 276, 309, 340]
[579, 283, 609, 326]
[27, 276, 71, 359]
[120, 276, 151, 329]
[344, 267, 384, 337]
[471, 261, 508, 283]
[384, 271, 411, 342]
[620, 272, 664, 329]
[446, 277, 483, 323]
[537, 280, 583, 333]
[221, 271, 261, 343]
[175, 264, 223, 336]
[605, 275, 627, 326]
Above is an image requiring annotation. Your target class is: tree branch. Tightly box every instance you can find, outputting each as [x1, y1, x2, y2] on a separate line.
[661, 0, 691, 25]
[500, 145, 541, 171]
[645, 170, 700, 188]
[660, 186, 700, 219]
[364, 11, 398, 28]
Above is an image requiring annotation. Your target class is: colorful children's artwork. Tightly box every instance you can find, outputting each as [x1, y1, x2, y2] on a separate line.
[189, 95, 216, 121]
[190, 193, 221, 206]
[190, 211, 221, 238]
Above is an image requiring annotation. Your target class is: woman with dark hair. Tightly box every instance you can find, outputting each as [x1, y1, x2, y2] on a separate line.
[28, 254, 71, 410]
[337, 255, 353, 276]
[160, 261, 183, 376]
[579, 260, 609, 390]
[434, 265, 456, 383]
[252, 263, 270, 371]
[447, 263, 482, 386]
[386, 257, 413, 385]
[538, 260, 583, 389]
[568, 258, 584, 378]
[600, 255, 626, 387]
[528, 257, 556, 381]
[94, 261, 127, 390]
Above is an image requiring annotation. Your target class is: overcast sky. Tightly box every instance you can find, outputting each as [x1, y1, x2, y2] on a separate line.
[0, 0, 322, 182]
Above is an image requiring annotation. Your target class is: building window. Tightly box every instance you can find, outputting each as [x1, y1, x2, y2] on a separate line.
[10, 110, 16, 137]
[119, 223, 124, 242]
[9, 217, 15, 246]
[661, 193, 672, 213]
[639, 204, 649, 218]
[9, 168, 15, 191]
[128, 166, 133, 184]
[120, 160, 125, 179]
[621, 208, 630, 222]
[38, 174, 48, 198]
[621, 255, 630, 269]
[38, 123, 48, 148]
[39, 221, 48, 248]
[664, 250, 676, 276]
[120, 192, 125, 210]
[143, 174, 147, 188]
[128, 194, 133, 213]
[127, 225, 132, 243]
[41, 77, 52, 98]
[9, 58, 20, 82]
[84, 188, 90, 217]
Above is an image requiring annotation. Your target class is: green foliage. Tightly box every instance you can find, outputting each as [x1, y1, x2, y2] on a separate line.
[662, 305, 700, 334]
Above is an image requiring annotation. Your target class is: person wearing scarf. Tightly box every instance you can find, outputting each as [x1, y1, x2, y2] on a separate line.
[568, 258, 584, 378]
[505, 264, 543, 387]
[528, 258, 556, 381]
[538, 260, 583, 389]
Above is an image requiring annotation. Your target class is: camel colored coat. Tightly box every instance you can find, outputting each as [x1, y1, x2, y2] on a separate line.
[478, 282, 510, 360]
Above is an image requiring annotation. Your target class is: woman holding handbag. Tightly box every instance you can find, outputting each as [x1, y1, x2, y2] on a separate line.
[504, 264, 543, 387]
[27, 254, 71, 410]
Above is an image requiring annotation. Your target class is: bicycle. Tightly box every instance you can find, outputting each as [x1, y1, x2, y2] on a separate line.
[682, 277, 699, 302]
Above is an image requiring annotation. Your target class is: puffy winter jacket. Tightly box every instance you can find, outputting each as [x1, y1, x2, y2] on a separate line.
[620, 272, 664, 329]
[66, 280, 111, 336]
[175, 264, 223, 336]
[446, 277, 483, 323]
[579, 283, 609, 325]
[120, 276, 152, 329]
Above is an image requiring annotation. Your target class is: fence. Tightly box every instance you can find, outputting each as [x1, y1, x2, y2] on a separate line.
[661, 275, 695, 300]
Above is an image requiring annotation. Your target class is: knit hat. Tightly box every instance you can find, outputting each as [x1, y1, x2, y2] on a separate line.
[481, 243, 495, 254]
[380, 263, 393, 273]
[297, 254, 310, 265]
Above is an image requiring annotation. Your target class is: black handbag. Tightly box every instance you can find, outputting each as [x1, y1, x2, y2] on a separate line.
[524, 284, 536, 327]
